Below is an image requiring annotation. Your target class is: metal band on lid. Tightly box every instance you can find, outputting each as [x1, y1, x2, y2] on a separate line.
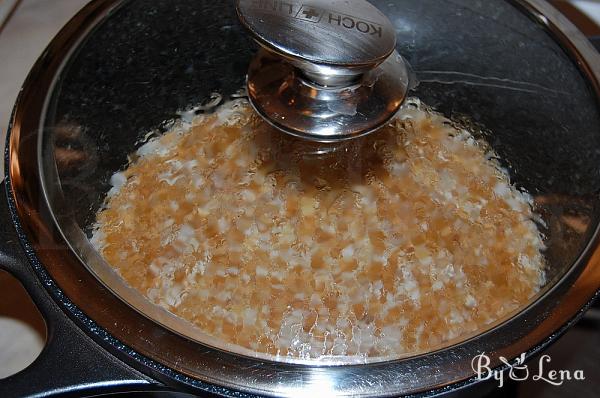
[236, 0, 397, 70]
[236, 0, 410, 141]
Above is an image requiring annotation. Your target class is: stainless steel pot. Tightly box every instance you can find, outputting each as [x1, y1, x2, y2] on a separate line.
[1, 0, 600, 396]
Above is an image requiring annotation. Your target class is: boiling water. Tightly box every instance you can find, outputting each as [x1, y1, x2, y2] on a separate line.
[92, 98, 545, 360]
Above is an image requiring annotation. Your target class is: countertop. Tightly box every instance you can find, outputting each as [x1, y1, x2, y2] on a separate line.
[0, 0, 90, 379]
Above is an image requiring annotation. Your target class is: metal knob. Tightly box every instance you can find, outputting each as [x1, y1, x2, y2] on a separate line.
[236, 0, 410, 142]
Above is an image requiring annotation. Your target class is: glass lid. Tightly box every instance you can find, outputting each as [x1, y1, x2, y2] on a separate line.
[36, 0, 600, 366]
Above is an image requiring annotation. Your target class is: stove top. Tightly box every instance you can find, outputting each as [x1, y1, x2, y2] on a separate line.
[503, 299, 600, 397]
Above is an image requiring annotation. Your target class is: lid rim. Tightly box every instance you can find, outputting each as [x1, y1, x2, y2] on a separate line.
[5, 0, 600, 396]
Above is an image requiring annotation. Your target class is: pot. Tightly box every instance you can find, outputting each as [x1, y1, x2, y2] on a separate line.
[1, 0, 600, 396]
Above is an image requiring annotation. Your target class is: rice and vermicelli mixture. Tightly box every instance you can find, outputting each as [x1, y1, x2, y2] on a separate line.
[91, 98, 545, 360]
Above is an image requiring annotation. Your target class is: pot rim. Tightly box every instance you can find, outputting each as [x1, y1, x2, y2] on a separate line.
[5, 0, 600, 396]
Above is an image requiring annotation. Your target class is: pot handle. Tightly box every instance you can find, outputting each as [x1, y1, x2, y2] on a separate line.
[0, 182, 160, 397]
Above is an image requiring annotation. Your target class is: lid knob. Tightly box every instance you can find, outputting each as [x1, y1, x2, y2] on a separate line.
[236, 0, 410, 142]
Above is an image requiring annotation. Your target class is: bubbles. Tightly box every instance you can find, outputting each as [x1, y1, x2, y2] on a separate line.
[93, 96, 545, 361]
